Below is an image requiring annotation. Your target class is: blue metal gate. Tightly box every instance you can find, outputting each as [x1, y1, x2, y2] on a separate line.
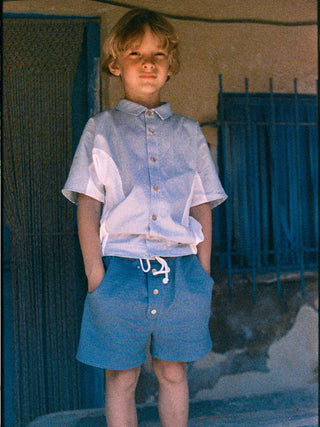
[212, 75, 318, 300]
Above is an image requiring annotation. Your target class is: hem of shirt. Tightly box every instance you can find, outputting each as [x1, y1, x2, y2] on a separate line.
[191, 193, 228, 209]
[61, 188, 105, 205]
[210, 194, 228, 209]
[101, 246, 197, 259]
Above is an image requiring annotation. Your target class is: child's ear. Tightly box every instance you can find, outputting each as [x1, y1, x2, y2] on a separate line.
[108, 60, 121, 76]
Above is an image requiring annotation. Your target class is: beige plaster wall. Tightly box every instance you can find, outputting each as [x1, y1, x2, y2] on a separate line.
[5, 0, 317, 125]
[100, 5, 317, 124]
[194, 302, 318, 400]
[3, 0, 318, 150]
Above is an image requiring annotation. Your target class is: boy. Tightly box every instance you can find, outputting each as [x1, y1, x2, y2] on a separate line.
[62, 8, 227, 427]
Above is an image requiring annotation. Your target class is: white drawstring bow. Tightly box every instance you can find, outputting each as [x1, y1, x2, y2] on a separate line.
[139, 256, 170, 284]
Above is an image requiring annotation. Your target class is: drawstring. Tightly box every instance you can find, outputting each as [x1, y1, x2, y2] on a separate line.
[139, 258, 151, 273]
[139, 256, 170, 284]
[154, 256, 170, 284]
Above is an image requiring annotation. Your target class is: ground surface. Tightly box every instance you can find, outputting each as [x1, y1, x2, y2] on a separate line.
[28, 383, 318, 426]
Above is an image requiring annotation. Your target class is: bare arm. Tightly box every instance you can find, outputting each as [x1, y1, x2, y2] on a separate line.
[77, 193, 105, 292]
[190, 202, 212, 275]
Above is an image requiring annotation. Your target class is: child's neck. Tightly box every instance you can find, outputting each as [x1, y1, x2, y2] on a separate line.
[125, 94, 161, 110]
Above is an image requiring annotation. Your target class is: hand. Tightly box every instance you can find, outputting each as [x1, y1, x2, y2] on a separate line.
[197, 250, 211, 276]
[190, 202, 212, 276]
[87, 264, 105, 293]
[198, 258, 211, 276]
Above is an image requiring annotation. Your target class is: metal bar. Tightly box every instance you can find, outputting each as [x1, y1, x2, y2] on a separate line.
[219, 74, 233, 300]
[259, 124, 269, 268]
[212, 247, 318, 256]
[294, 79, 306, 296]
[245, 78, 257, 301]
[286, 93, 296, 269]
[3, 13, 101, 20]
[210, 121, 317, 126]
[269, 78, 282, 295]
[85, 21, 105, 409]
[87, 22, 101, 118]
[210, 263, 318, 275]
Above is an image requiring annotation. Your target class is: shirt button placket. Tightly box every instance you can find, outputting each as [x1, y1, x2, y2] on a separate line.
[146, 111, 160, 253]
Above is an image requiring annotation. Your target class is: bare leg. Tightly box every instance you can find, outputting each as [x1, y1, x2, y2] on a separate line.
[104, 366, 141, 427]
[152, 358, 189, 427]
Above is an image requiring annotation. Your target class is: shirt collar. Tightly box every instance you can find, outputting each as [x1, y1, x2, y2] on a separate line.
[115, 99, 173, 120]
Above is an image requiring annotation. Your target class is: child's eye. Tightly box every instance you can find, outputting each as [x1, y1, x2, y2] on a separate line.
[155, 52, 166, 56]
[129, 51, 139, 56]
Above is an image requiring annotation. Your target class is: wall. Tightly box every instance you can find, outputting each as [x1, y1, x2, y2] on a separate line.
[5, 1, 317, 122]
[138, 274, 318, 402]
[5, 0, 317, 145]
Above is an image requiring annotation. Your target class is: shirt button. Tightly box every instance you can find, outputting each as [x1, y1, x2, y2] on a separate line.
[150, 157, 156, 162]
[149, 129, 154, 134]
[151, 309, 157, 315]
[149, 235, 154, 239]
[146, 110, 152, 116]
[153, 185, 159, 191]
[153, 289, 159, 295]
[152, 215, 157, 221]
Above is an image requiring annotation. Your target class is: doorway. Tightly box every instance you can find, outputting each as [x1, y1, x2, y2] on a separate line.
[3, 16, 101, 426]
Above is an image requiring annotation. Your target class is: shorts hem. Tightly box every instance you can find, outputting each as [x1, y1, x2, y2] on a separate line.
[151, 343, 212, 363]
[76, 354, 146, 371]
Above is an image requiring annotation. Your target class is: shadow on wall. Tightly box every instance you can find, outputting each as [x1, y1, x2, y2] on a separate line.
[136, 272, 318, 403]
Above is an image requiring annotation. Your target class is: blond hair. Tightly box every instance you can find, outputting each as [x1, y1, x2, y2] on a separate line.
[102, 8, 180, 76]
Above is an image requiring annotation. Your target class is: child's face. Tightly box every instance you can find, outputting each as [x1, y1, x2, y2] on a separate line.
[109, 25, 172, 109]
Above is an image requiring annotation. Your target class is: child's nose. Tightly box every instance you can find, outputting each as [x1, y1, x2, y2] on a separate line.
[142, 55, 155, 68]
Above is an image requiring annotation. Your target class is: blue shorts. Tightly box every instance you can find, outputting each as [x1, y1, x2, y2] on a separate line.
[76, 255, 214, 370]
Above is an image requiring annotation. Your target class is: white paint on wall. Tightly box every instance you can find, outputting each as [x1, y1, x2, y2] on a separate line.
[195, 304, 318, 400]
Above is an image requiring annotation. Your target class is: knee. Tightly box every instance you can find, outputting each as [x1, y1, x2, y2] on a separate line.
[105, 366, 141, 392]
[152, 359, 187, 385]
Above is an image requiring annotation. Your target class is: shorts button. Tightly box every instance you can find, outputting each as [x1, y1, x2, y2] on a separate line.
[151, 309, 157, 315]
[153, 289, 159, 295]
[152, 268, 157, 274]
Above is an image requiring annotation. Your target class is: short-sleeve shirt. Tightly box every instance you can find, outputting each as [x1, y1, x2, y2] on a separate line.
[62, 99, 227, 259]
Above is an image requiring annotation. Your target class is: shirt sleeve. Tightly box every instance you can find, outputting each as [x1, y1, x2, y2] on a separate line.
[191, 122, 227, 209]
[61, 118, 105, 205]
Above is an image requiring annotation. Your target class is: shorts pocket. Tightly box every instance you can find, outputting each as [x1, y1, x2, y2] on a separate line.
[193, 255, 214, 287]
[87, 256, 112, 295]
[180, 255, 214, 301]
